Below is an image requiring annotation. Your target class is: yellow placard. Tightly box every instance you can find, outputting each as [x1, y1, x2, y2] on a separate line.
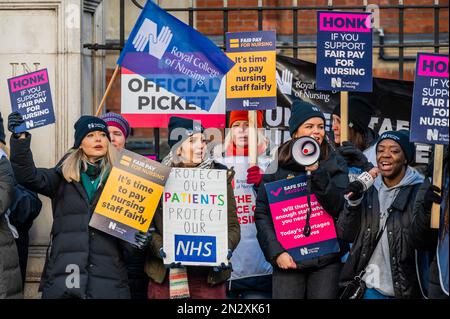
[94, 167, 163, 232]
[226, 51, 277, 99]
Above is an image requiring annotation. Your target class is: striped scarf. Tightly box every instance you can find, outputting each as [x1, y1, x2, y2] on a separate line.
[169, 268, 190, 299]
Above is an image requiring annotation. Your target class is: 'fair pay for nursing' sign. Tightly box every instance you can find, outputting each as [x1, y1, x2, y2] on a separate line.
[410, 53, 449, 145]
[225, 31, 277, 110]
[316, 11, 373, 92]
[7, 69, 55, 132]
[89, 150, 171, 245]
[265, 175, 340, 262]
[163, 168, 228, 266]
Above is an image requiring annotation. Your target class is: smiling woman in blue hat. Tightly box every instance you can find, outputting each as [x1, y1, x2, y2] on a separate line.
[338, 130, 425, 299]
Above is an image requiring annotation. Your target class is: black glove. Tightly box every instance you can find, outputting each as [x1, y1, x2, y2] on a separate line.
[134, 231, 152, 249]
[7, 112, 25, 135]
[159, 247, 167, 259]
[213, 262, 232, 271]
[344, 180, 365, 201]
[337, 141, 373, 171]
[159, 248, 183, 268]
[424, 185, 442, 212]
[213, 249, 233, 271]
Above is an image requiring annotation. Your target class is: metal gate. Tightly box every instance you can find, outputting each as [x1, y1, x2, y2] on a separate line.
[84, 0, 449, 157]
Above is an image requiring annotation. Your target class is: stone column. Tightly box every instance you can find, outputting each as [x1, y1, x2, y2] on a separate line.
[0, 0, 105, 298]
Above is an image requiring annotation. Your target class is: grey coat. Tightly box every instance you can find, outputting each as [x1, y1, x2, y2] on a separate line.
[0, 155, 23, 299]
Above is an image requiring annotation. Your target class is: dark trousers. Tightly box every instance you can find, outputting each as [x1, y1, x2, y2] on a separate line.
[123, 248, 149, 299]
[148, 268, 226, 299]
[429, 258, 448, 299]
[272, 261, 342, 299]
[227, 275, 272, 299]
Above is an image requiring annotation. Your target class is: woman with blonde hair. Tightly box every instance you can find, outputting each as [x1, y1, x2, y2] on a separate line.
[7, 112, 144, 299]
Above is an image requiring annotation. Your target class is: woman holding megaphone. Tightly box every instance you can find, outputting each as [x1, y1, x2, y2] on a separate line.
[255, 101, 349, 299]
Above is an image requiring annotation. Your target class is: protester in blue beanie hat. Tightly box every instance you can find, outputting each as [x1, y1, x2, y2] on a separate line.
[73, 115, 111, 148]
[255, 99, 350, 299]
[146, 115, 240, 300]
[168, 116, 204, 149]
[7, 112, 148, 299]
[288, 100, 326, 137]
[339, 128, 424, 299]
[376, 130, 415, 164]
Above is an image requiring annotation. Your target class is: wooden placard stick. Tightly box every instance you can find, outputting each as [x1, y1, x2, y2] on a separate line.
[94, 65, 120, 117]
[431, 144, 444, 229]
[248, 110, 258, 167]
[340, 91, 349, 143]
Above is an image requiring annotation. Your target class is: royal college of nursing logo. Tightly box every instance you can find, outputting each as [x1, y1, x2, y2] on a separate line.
[132, 18, 173, 60]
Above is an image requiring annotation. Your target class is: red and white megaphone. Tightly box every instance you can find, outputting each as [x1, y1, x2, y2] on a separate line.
[292, 136, 321, 167]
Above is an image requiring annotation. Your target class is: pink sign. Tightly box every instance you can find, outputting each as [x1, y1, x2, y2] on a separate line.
[145, 155, 157, 161]
[265, 174, 340, 261]
[269, 194, 337, 250]
[318, 12, 371, 33]
[9, 69, 49, 93]
[417, 54, 449, 78]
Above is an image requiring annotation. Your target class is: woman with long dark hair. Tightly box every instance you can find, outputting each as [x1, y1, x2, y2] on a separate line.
[255, 101, 349, 299]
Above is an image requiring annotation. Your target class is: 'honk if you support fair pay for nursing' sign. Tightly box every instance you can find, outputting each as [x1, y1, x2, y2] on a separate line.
[316, 11, 373, 92]
[7, 69, 55, 132]
[89, 149, 171, 245]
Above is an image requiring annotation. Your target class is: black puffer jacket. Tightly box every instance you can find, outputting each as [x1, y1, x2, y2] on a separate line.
[410, 156, 449, 298]
[255, 141, 349, 269]
[0, 155, 22, 299]
[337, 183, 422, 298]
[10, 134, 135, 299]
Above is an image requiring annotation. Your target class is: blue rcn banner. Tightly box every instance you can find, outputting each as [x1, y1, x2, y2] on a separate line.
[7, 69, 55, 133]
[410, 53, 449, 145]
[316, 11, 373, 92]
[117, 0, 235, 112]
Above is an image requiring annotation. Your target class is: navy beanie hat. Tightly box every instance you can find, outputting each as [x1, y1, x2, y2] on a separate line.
[333, 96, 373, 134]
[168, 116, 204, 149]
[376, 130, 415, 164]
[288, 100, 326, 137]
[73, 116, 110, 148]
